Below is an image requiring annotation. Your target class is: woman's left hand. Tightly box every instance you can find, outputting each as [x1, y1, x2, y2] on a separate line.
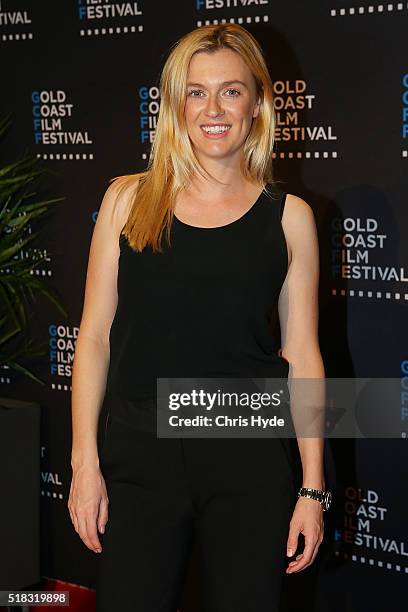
[285, 496, 324, 573]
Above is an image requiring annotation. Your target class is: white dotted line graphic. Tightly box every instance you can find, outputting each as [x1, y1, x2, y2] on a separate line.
[36, 153, 94, 160]
[402, 150, 408, 157]
[197, 15, 269, 26]
[332, 288, 408, 300]
[1, 32, 33, 41]
[41, 490, 64, 500]
[1, 267, 51, 276]
[51, 383, 72, 392]
[0, 375, 11, 384]
[330, 3, 408, 16]
[30, 269, 52, 277]
[79, 25, 143, 36]
[272, 151, 338, 159]
[340, 551, 408, 572]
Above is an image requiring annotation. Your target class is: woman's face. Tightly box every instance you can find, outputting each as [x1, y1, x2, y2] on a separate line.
[184, 48, 261, 163]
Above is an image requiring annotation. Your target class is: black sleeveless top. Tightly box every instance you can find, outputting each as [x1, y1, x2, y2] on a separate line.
[106, 184, 290, 404]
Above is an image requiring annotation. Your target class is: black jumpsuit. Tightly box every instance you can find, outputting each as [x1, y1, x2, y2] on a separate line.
[95, 185, 302, 612]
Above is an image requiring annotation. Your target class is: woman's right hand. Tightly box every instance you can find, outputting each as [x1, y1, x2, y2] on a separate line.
[68, 462, 109, 553]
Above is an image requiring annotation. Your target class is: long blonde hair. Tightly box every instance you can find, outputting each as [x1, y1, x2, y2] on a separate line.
[114, 23, 279, 253]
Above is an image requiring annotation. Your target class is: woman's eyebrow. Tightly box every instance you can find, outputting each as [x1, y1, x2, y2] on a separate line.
[186, 80, 248, 89]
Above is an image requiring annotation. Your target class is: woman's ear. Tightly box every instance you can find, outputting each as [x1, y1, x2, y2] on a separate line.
[253, 95, 261, 119]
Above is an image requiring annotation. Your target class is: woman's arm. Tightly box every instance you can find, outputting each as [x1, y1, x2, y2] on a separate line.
[70, 177, 133, 469]
[278, 193, 325, 488]
[278, 193, 326, 573]
[68, 176, 136, 554]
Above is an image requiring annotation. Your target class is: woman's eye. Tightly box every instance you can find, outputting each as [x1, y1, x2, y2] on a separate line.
[187, 88, 240, 98]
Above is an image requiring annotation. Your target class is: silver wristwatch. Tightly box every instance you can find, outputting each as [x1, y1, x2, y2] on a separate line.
[298, 487, 332, 511]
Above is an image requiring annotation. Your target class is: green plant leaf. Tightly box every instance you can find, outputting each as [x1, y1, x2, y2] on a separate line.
[0, 114, 68, 384]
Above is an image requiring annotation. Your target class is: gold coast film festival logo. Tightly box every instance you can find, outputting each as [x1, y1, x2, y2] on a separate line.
[32, 90, 94, 161]
[337, 486, 408, 574]
[331, 215, 407, 302]
[49, 324, 78, 391]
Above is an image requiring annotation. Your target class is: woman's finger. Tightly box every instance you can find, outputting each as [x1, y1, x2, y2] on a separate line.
[287, 528, 319, 572]
[77, 512, 96, 552]
[98, 495, 109, 534]
[85, 512, 102, 552]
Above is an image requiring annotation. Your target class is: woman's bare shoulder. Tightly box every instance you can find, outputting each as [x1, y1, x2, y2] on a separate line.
[101, 173, 141, 235]
[282, 193, 318, 262]
[285, 193, 313, 214]
[283, 193, 316, 230]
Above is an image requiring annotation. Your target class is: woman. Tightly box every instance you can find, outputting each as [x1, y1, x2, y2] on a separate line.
[68, 23, 329, 612]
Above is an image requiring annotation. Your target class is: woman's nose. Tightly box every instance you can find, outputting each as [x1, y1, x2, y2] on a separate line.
[204, 95, 224, 116]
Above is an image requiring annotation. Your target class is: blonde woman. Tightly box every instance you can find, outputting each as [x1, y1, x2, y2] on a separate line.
[68, 23, 329, 612]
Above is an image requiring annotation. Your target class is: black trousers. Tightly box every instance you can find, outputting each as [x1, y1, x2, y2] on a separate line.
[95, 396, 299, 612]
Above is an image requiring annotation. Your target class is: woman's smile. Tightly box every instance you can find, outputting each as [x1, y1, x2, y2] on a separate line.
[200, 123, 232, 138]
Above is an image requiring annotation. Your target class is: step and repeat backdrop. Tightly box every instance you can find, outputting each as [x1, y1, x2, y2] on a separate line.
[1, 1, 407, 610]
